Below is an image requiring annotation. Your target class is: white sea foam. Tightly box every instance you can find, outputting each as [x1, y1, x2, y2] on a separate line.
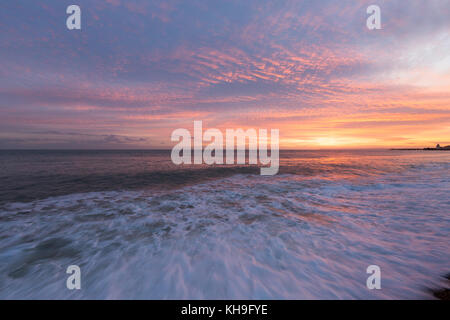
[0, 165, 449, 299]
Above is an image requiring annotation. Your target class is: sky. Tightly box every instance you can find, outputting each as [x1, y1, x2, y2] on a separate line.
[0, 0, 449, 149]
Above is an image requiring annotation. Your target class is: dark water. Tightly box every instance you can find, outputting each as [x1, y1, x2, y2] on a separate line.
[0, 150, 262, 204]
[0, 149, 449, 299]
[2, 149, 446, 203]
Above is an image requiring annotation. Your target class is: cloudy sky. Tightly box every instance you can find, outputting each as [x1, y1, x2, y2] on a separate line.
[0, 0, 449, 149]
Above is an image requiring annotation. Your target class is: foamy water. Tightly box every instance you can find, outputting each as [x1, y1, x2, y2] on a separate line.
[0, 150, 449, 299]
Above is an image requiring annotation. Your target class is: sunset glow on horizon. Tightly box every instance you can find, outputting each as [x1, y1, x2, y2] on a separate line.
[1, 0, 449, 149]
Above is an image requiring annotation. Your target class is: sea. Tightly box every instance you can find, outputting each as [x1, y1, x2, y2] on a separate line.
[0, 149, 448, 299]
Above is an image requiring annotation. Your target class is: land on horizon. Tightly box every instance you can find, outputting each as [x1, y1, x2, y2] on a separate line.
[391, 144, 450, 151]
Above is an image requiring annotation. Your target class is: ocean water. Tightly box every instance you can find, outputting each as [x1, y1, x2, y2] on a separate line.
[0, 150, 448, 299]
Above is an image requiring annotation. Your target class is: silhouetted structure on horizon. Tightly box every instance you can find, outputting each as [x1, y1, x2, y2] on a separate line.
[423, 144, 450, 150]
[391, 144, 450, 151]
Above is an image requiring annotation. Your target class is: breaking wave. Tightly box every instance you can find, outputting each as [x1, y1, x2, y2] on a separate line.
[1, 154, 449, 298]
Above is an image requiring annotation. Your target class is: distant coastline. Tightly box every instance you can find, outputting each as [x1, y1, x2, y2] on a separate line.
[391, 144, 450, 151]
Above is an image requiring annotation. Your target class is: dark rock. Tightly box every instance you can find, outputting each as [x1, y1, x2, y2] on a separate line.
[430, 273, 450, 300]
